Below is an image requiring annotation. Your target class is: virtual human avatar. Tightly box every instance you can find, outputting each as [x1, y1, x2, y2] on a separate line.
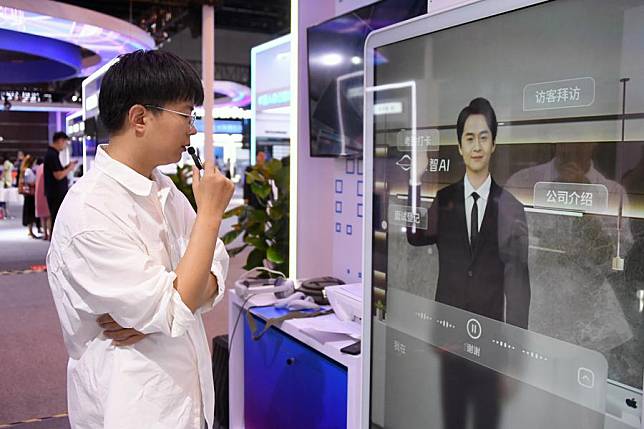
[407, 97, 531, 429]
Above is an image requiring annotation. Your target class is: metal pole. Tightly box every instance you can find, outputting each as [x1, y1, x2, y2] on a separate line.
[202, 5, 215, 166]
[613, 77, 629, 271]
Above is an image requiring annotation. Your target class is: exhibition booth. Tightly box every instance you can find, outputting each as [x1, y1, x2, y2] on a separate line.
[232, 0, 644, 428]
[250, 35, 292, 163]
[1, 0, 642, 428]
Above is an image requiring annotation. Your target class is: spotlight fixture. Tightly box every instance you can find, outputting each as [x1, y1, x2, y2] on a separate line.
[320, 53, 343, 66]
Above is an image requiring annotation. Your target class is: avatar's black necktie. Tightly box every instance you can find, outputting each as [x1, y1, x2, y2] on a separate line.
[470, 192, 480, 247]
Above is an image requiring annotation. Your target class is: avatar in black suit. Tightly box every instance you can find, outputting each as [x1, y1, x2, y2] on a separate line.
[407, 98, 530, 429]
[408, 177, 531, 326]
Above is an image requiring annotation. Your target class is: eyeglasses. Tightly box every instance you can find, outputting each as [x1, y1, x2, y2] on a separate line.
[145, 105, 197, 128]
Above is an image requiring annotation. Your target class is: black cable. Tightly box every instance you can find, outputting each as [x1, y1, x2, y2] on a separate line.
[227, 294, 254, 360]
[226, 268, 286, 359]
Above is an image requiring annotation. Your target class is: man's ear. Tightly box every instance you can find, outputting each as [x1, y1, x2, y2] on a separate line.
[491, 141, 496, 154]
[128, 104, 147, 135]
[457, 143, 463, 157]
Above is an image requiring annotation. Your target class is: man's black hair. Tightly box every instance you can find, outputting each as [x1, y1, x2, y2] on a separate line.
[98, 50, 204, 134]
[456, 97, 498, 145]
[52, 131, 69, 142]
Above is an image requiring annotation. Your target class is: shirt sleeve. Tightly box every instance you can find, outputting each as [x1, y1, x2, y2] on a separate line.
[24, 169, 36, 185]
[45, 152, 64, 172]
[196, 237, 229, 314]
[175, 186, 230, 314]
[498, 194, 531, 329]
[58, 229, 197, 337]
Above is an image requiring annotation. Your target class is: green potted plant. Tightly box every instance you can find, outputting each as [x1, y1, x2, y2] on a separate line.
[222, 157, 290, 275]
[169, 164, 197, 210]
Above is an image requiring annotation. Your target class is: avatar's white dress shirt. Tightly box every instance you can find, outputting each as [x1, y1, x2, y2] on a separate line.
[464, 173, 491, 242]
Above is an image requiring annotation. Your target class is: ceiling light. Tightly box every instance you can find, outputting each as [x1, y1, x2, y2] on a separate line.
[320, 53, 343, 66]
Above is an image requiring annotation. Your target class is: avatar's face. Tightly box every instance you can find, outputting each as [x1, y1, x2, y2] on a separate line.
[458, 114, 495, 175]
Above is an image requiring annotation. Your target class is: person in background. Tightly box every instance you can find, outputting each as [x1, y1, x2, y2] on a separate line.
[14, 150, 24, 187]
[2, 156, 14, 189]
[0, 155, 11, 219]
[34, 158, 51, 241]
[224, 158, 232, 179]
[44, 132, 76, 227]
[19, 154, 39, 238]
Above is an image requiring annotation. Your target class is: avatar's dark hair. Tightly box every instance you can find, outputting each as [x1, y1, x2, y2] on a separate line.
[456, 97, 497, 145]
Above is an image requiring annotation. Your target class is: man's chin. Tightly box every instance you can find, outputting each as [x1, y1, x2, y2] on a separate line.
[466, 165, 489, 174]
[156, 155, 182, 168]
[173, 149, 185, 162]
[155, 148, 186, 167]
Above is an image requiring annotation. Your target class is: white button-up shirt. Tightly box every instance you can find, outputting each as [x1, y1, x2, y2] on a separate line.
[47, 145, 228, 429]
[464, 173, 491, 242]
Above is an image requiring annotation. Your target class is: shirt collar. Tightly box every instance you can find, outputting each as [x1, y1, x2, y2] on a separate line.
[95, 144, 155, 197]
[464, 173, 492, 201]
[151, 169, 173, 207]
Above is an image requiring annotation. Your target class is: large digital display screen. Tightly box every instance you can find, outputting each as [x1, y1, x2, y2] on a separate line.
[366, 0, 644, 427]
[307, 0, 426, 157]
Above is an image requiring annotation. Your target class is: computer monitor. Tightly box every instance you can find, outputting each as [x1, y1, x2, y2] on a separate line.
[307, 0, 426, 157]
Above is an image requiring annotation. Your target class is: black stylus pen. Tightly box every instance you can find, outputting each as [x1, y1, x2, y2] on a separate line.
[187, 146, 203, 170]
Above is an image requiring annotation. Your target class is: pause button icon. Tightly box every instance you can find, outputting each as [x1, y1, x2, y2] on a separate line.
[467, 318, 482, 339]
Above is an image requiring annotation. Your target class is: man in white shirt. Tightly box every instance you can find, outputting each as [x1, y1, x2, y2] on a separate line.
[47, 50, 234, 429]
